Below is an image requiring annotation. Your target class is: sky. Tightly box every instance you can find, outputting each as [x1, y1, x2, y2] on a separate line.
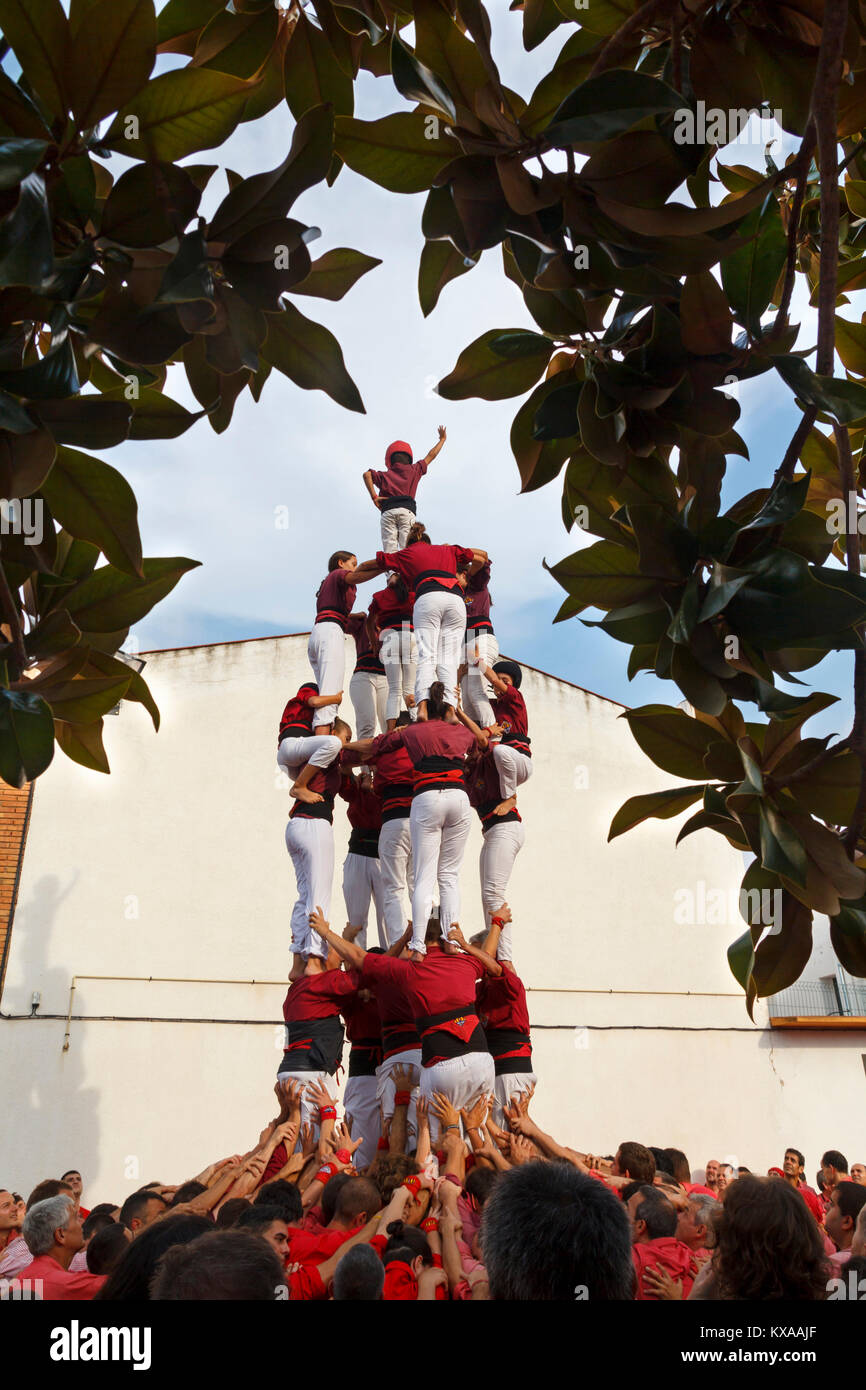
[65, 7, 861, 737]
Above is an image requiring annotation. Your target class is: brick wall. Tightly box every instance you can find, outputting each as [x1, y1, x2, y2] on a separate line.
[0, 781, 33, 1000]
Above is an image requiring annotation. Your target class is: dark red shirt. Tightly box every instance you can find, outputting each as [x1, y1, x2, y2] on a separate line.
[283, 970, 356, 1025]
[346, 612, 384, 675]
[370, 584, 415, 632]
[464, 561, 493, 631]
[279, 682, 318, 742]
[367, 733, 415, 821]
[492, 684, 530, 755]
[467, 749, 522, 830]
[477, 968, 530, 1036]
[369, 456, 427, 500]
[289, 759, 342, 823]
[339, 772, 383, 832]
[376, 542, 475, 598]
[361, 947, 484, 1066]
[315, 568, 356, 628]
[376, 720, 475, 796]
[358, 952, 419, 1059]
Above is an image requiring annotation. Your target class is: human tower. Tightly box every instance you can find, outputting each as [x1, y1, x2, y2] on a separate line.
[274, 429, 535, 1168]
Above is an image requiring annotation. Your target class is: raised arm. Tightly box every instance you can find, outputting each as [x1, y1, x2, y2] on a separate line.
[466, 548, 488, 577]
[309, 907, 367, 970]
[453, 702, 489, 749]
[421, 424, 446, 466]
[447, 925, 502, 977]
[307, 691, 344, 709]
[480, 903, 511, 960]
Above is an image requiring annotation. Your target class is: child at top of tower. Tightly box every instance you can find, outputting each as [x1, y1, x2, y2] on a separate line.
[362, 426, 448, 553]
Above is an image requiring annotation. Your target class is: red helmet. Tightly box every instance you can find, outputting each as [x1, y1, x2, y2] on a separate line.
[386, 440, 413, 464]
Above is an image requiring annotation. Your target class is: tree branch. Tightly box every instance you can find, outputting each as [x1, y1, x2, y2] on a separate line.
[774, 407, 817, 484]
[587, 0, 680, 80]
[769, 124, 816, 342]
[0, 547, 28, 676]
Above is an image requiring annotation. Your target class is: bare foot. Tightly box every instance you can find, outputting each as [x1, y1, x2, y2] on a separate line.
[291, 786, 324, 804]
[493, 795, 517, 817]
[289, 953, 305, 982]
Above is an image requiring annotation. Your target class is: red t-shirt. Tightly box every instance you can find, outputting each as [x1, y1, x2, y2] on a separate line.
[283, 971, 356, 1025]
[464, 561, 492, 630]
[315, 568, 356, 626]
[339, 772, 383, 832]
[377, 721, 475, 767]
[370, 584, 415, 631]
[632, 1239, 697, 1300]
[288, 759, 342, 823]
[288, 1225, 356, 1267]
[367, 734, 415, 788]
[491, 685, 529, 751]
[377, 542, 474, 597]
[359, 952, 419, 1058]
[279, 683, 318, 742]
[477, 968, 530, 1037]
[369, 456, 427, 500]
[362, 947, 483, 1065]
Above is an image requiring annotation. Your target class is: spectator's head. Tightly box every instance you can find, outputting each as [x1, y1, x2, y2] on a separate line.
[821, 1150, 849, 1187]
[482, 1161, 633, 1300]
[372, 1155, 419, 1205]
[150, 1231, 284, 1301]
[662, 1149, 691, 1185]
[85, 1222, 131, 1276]
[22, 1195, 82, 1267]
[737, 1167, 751, 1177]
[626, 1186, 677, 1244]
[331, 1178, 381, 1230]
[170, 1181, 207, 1207]
[94, 1213, 213, 1301]
[852, 1163, 866, 1186]
[704, 1159, 721, 1189]
[0, 1189, 20, 1235]
[86, 1202, 120, 1224]
[381, 1220, 432, 1277]
[465, 1165, 500, 1209]
[215, 1198, 251, 1229]
[714, 1175, 826, 1300]
[677, 1193, 718, 1252]
[254, 1180, 303, 1225]
[235, 1205, 290, 1260]
[825, 1180, 866, 1254]
[119, 1189, 169, 1236]
[853, 1203, 866, 1257]
[82, 1209, 117, 1242]
[332, 1242, 385, 1301]
[26, 1179, 73, 1211]
[613, 1142, 655, 1184]
[320, 1172, 353, 1225]
[60, 1170, 83, 1201]
[783, 1148, 805, 1182]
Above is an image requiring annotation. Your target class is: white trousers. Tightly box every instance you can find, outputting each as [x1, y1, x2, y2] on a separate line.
[492, 1071, 537, 1129]
[276, 1068, 328, 1141]
[420, 1052, 496, 1142]
[380, 507, 415, 553]
[307, 623, 346, 727]
[285, 816, 333, 958]
[380, 627, 417, 722]
[413, 590, 466, 708]
[342, 851, 385, 949]
[377, 1046, 422, 1139]
[277, 734, 341, 781]
[460, 632, 500, 728]
[493, 744, 533, 800]
[378, 817, 414, 946]
[343, 1074, 381, 1172]
[349, 669, 387, 739]
[479, 820, 525, 962]
[409, 788, 472, 953]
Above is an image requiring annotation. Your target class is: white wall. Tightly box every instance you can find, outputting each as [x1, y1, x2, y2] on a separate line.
[1, 634, 863, 1203]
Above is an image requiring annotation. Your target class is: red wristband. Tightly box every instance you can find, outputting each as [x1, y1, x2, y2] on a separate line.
[394, 1090, 411, 1107]
[377, 1136, 389, 1151]
[421, 1217, 439, 1233]
[431, 1253, 443, 1268]
[335, 1148, 351, 1164]
[491, 916, 505, 928]
[318, 1106, 337, 1122]
[402, 1175, 422, 1197]
[315, 1162, 338, 1185]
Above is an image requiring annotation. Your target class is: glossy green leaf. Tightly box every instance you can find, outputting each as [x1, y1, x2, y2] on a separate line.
[40, 445, 143, 576]
[68, 0, 156, 129]
[0, 687, 55, 786]
[439, 328, 551, 402]
[58, 556, 201, 631]
[334, 112, 460, 194]
[105, 68, 255, 160]
[623, 704, 719, 780]
[261, 301, 364, 413]
[0, 0, 69, 120]
[608, 784, 705, 841]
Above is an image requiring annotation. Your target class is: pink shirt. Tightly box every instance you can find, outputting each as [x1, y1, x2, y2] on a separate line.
[0, 1234, 30, 1278]
[6, 1253, 106, 1300]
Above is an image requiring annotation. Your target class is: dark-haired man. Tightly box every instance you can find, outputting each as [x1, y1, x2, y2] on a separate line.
[235, 1205, 290, 1262]
[119, 1188, 168, 1236]
[627, 1186, 696, 1300]
[826, 1181, 866, 1268]
[821, 1149, 850, 1210]
[61, 1170, 89, 1220]
[482, 1163, 633, 1300]
[782, 1147, 824, 1224]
